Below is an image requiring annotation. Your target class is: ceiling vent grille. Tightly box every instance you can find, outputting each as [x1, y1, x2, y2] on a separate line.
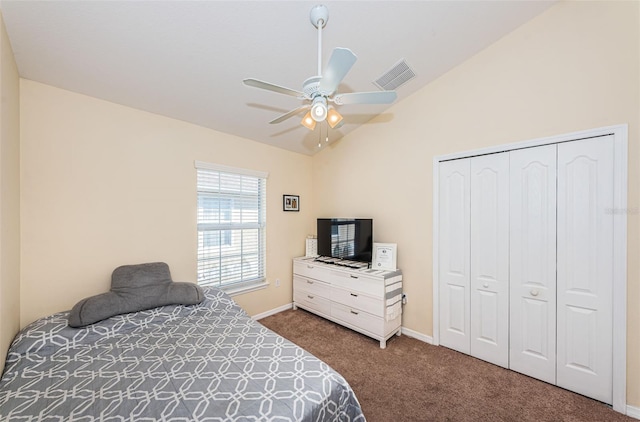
[373, 59, 416, 91]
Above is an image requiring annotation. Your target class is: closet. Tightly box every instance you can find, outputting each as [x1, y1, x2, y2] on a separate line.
[437, 135, 616, 404]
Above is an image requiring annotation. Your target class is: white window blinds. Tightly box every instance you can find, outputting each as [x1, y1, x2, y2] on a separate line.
[196, 162, 267, 289]
[332, 222, 356, 258]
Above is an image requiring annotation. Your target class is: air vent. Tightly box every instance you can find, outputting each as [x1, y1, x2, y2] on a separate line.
[373, 59, 416, 91]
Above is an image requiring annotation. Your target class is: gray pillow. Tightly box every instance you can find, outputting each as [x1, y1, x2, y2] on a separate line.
[68, 262, 204, 327]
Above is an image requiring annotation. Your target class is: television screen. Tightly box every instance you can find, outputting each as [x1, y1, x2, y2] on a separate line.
[317, 218, 373, 263]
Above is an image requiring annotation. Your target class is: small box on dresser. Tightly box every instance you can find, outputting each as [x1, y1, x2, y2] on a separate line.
[292, 257, 402, 349]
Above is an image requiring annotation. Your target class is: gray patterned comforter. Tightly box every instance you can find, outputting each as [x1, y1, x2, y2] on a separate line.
[0, 287, 365, 421]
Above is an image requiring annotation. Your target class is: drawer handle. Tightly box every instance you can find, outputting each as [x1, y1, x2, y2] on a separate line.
[530, 289, 539, 297]
[307, 265, 314, 269]
[350, 275, 359, 279]
[482, 283, 489, 288]
[350, 293, 358, 297]
[307, 295, 314, 299]
[306, 280, 314, 284]
[350, 310, 359, 315]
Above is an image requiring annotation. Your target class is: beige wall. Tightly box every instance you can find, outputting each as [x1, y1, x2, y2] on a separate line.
[19, 80, 314, 326]
[312, 1, 640, 407]
[0, 12, 20, 370]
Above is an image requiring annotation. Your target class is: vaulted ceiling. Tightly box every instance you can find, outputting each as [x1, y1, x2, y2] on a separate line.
[0, 1, 555, 155]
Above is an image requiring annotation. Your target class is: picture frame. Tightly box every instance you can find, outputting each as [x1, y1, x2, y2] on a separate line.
[283, 194, 300, 212]
[372, 242, 397, 270]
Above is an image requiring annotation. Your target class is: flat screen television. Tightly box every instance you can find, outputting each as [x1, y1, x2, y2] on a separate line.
[317, 218, 373, 264]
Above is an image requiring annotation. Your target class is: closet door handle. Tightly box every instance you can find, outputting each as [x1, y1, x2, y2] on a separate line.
[530, 289, 539, 297]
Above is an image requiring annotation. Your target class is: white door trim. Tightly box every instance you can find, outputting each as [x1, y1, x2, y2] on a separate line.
[432, 124, 628, 414]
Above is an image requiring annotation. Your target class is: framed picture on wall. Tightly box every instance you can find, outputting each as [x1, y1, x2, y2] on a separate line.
[283, 194, 300, 212]
[372, 243, 397, 270]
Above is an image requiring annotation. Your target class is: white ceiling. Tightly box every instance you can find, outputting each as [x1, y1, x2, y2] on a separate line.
[0, 1, 555, 155]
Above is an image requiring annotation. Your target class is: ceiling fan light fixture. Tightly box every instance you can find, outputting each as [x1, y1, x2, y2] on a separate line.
[301, 111, 317, 130]
[311, 96, 328, 122]
[327, 108, 343, 128]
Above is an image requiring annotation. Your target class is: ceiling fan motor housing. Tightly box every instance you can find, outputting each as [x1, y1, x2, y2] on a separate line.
[303, 76, 322, 98]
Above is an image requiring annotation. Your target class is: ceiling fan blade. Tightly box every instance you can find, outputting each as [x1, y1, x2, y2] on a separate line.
[243, 78, 305, 98]
[269, 105, 311, 124]
[333, 90, 398, 105]
[318, 48, 357, 95]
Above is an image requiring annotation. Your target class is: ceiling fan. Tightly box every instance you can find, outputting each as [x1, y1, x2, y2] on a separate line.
[243, 4, 397, 131]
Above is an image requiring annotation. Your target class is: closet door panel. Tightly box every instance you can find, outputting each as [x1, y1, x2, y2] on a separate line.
[470, 153, 509, 368]
[556, 136, 614, 404]
[438, 159, 471, 354]
[509, 145, 557, 384]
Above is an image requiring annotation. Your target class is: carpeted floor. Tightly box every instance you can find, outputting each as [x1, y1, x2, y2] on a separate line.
[259, 308, 633, 422]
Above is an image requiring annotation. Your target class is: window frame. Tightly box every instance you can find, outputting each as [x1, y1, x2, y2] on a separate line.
[195, 161, 268, 296]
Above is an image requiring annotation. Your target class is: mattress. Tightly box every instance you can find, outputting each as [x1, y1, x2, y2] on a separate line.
[0, 287, 364, 421]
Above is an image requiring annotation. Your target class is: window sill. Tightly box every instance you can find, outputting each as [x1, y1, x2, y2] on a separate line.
[222, 280, 269, 297]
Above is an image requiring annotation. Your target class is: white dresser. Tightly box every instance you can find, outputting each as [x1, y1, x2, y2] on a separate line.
[292, 257, 403, 348]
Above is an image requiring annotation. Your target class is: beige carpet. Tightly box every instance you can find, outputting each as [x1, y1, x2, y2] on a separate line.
[259, 308, 633, 422]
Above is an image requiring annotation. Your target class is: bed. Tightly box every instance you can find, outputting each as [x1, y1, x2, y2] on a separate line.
[0, 286, 365, 421]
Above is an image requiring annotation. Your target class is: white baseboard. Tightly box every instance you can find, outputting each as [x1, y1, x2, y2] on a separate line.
[627, 405, 640, 419]
[252, 303, 293, 321]
[400, 326, 433, 344]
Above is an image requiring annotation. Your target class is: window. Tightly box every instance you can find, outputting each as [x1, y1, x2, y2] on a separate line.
[196, 162, 267, 292]
[331, 222, 356, 258]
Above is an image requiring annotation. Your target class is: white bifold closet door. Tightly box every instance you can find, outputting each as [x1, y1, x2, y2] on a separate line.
[439, 153, 510, 364]
[438, 159, 471, 354]
[556, 136, 614, 404]
[470, 153, 509, 368]
[509, 145, 557, 384]
[437, 135, 616, 405]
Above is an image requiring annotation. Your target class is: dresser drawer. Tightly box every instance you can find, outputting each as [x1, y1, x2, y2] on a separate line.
[294, 291, 331, 315]
[331, 302, 384, 337]
[293, 260, 331, 281]
[329, 270, 382, 298]
[330, 286, 383, 316]
[294, 275, 330, 298]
